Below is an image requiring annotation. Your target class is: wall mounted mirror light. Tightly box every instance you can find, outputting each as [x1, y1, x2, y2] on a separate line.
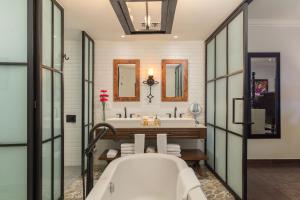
[113, 59, 140, 101]
[162, 59, 188, 101]
[248, 52, 281, 139]
[110, 0, 177, 34]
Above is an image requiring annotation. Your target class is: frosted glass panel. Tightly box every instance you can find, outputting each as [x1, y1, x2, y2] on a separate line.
[207, 39, 215, 80]
[89, 41, 93, 81]
[0, 0, 27, 62]
[227, 134, 243, 198]
[216, 28, 227, 77]
[42, 0, 52, 66]
[54, 5, 62, 70]
[228, 73, 243, 135]
[85, 37, 89, 80]
[89, 83, 93, 124]
[0, 66, 27, 143]
[0, 147, 27, 200]
[216, 78, 226, 128]
[42, 142, 52, 200]
[85, 82, 89, 124]
[228, 12, 244, 73]
[207, 82, 215, 124]
[206, 125, 214, 169]
[54, 73, 61, 136]
[54, 138, 61, 199]
[43, 69, 52, 140]
[215, 129, 226, 181]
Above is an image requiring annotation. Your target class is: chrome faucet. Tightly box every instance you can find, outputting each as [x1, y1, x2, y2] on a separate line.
[124, 107, 127, 118]
[174, 106, 177, 118]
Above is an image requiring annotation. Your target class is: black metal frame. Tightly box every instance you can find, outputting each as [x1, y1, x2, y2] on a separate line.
[110, 0, 177, 34]
[205, 2, 249, 200]
[36, 0, 64, 199]
[247, 52, 281, 139]
[81, 31, 95, 175]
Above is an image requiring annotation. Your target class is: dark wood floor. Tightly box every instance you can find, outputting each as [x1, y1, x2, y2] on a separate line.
[248, 161, 300, 200]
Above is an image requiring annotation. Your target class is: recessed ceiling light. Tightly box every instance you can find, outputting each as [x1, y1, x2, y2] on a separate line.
[173, 35, 178, 39]
[121, 35, 125, 38]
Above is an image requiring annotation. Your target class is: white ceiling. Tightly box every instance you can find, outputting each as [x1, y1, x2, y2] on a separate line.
[57, 0, 243, 41]
[249, 0, 300, 21]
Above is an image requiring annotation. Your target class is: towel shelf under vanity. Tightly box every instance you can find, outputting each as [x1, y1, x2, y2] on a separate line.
[95, 127, 207, 140]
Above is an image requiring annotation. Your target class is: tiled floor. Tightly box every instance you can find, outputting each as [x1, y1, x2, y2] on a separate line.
[64, 165, 234, 200]
[64, 166, 81, 190]
[248, 162, 300, 200]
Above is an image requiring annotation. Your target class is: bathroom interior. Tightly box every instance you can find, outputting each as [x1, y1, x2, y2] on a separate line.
[1, 0, 300, 200]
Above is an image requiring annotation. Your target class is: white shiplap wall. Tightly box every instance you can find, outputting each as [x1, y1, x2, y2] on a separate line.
[64, 40, 82, 166]
[64, 40, 206, 166]
[94, 41, 205, 121]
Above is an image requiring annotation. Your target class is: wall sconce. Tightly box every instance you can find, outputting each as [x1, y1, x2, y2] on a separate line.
[143, 68, 159, 103]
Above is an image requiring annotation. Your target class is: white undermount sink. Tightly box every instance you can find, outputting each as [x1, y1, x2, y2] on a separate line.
[159, 117, 195, 128]
[106, 118, 141, 128]
[106, 117, 196, 128]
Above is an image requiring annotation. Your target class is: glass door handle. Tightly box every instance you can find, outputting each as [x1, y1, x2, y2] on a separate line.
[232, 98, 244, 124]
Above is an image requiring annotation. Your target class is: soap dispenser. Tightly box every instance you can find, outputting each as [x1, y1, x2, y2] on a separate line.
[154, 114, 161, 127]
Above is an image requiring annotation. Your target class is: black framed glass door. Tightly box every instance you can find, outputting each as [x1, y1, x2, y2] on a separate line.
[0, 0, 35, 199]
[81, 32, 95, 174]
[205, 3, 249, 200]
[40, 0, 64, 199]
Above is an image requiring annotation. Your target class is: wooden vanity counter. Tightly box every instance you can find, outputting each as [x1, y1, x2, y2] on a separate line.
[96, 125, 206, 140]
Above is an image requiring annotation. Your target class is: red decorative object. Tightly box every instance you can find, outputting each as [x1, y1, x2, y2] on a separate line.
[100, 98, 108, 102]
[100, 90, 109, 121]
[100, 93, 109, 98]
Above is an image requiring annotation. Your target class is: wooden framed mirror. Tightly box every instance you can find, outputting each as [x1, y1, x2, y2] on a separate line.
[113, 59, 140, 101]
[161, 59, 188, 101]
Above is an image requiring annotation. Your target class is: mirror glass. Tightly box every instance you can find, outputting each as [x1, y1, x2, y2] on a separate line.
[162, 59, 188, 101]
[166, 63, 184, 97]
[118, 64, 136, 97]
[113, 59, 140, 101]
[249, 53, 280, 138]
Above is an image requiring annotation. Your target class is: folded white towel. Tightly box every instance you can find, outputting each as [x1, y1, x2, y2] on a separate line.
[167, 147, 181, 151]
[167, 150, 181, 154]
[146, 146, 156, 153]
[121, 153, 134, 157]
[121, 143, 134, 148]
[121, 147, 135, 151]
[121, 150, 134, 154]
[157, 134, 167, 154]
[135, 134, 145, 154]
[168, 144, 180, 148]
[168, 153, 182, 157]
[176, 168, 201, 200]
[107, 149, 118, 158]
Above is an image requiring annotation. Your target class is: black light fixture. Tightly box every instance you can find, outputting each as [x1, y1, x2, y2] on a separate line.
[110, 0, 177, 35]
[143, 68, 159, 103]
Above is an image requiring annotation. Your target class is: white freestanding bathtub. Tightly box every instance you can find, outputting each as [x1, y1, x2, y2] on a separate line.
[87, 153, 207, 200]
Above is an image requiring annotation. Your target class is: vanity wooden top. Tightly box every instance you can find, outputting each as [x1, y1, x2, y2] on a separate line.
[96, 126, 206, 140]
